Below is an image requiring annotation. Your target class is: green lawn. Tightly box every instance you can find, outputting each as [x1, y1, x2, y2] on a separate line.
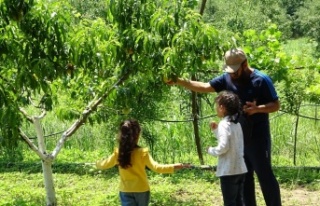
[1, 163, 319, 206]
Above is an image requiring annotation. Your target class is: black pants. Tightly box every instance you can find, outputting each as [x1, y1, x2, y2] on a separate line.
[243, 137, 282, 206]
[220, 174, 246, 206]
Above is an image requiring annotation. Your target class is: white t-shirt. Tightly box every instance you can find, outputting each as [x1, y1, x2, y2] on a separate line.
[207, 116, 247, 177]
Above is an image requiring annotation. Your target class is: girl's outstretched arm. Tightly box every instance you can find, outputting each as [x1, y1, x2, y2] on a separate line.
[96, 150, 117, 170]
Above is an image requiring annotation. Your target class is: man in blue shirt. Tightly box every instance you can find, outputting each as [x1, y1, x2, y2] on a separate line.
[168, 48, 282, 206]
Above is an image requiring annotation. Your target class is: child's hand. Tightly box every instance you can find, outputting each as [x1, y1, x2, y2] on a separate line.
[209, 121, 218, 130]
[182, 163, 192, 168]
[174, 163, 183, 170]
[206, 147, 210, 152]
[174, 163, 192, 170]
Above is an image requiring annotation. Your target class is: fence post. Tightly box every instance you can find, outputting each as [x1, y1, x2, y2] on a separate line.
[293, 115, 299, 166]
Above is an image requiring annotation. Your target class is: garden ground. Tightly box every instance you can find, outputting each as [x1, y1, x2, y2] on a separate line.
[1, 166, 319, 206]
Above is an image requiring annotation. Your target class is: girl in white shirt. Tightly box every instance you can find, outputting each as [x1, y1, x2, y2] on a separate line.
[207, 91, 247, 206]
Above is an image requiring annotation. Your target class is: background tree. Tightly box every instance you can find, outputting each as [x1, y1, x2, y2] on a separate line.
[295, 0, 320, 56]
[0, 0, 225, 205]
[203, 0, 291, 38]
[279, 0, 304, 38]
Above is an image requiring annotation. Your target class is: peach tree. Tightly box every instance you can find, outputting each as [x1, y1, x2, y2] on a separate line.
[0, 0, 225, 205]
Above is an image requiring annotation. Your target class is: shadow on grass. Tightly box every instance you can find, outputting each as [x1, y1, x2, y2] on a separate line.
[2, 197, 45, 206]
[0, 162, 103, 176]
[1, 162, 319, 186]
[0, 162, 218, 182]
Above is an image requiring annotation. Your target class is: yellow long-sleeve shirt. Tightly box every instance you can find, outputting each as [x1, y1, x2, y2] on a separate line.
[96, 147, 175, 192]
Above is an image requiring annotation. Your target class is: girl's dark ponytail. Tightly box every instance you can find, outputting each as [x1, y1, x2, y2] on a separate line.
[118, 119, 141, 169]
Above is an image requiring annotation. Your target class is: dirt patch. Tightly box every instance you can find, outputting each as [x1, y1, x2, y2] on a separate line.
[281, 188, 320, 206]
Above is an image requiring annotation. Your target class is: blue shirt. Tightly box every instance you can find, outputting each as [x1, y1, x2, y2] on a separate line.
[209, 69, 278, 125]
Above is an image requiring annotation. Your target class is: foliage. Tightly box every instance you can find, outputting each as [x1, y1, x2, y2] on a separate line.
[0, 0, 75, 159]
[0, 0, 319, 160]
[68, 0, 107, 19]
[203, 0, 292, 38]
[279, 0, 303, 17]
[202, 0, 320, 56]
[234, 24, 288, 80]
[1, 0, 227, 152]
[295, 0, 320, 56]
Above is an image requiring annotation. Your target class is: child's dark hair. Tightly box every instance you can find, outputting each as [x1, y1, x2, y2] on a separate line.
[215, 91, 242, 123]
[118, 119, 141, 169]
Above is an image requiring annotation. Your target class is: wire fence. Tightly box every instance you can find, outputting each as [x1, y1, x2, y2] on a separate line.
[26, 104, 320, 139]
[1, 105, 319, 168]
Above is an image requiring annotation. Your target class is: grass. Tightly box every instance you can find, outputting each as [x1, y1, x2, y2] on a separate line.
[1, 109, 319, 205]
[1, 155, 320, 206]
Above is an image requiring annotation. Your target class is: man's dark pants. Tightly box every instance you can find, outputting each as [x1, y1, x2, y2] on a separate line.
[243, 122, 282, 206]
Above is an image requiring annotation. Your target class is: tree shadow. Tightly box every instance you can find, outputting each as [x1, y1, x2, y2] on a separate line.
[1, 162, 319, 186]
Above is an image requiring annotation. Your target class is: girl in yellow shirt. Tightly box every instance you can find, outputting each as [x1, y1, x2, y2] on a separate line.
[96, 119, 188, 206]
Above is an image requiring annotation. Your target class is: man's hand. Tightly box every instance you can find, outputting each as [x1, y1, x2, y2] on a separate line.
[164, 77, 215, 93]
[243, 100, 257, 115]
[164, 79, 176, 85]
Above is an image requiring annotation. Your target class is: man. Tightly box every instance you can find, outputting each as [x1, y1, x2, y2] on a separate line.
[168, 48, 282, 206]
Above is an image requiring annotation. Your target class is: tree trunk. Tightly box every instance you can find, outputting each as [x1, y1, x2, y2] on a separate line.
[188, 0, 207, 165]
[293, 114, 299, 166]
[199, 0, 207, 15]
[191, 83, 204, 165]
[34, 118, 57, 206]
[27, 73, 131, 206]
[42, 161, 56, 206]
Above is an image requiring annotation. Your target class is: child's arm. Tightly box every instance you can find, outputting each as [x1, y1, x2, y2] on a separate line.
[144, 150, 189, 173]
[209, 121, 218, 136]
[96, 151, 117, 170]
[207, 123, 230, 156]
[173, 163, 191, 170]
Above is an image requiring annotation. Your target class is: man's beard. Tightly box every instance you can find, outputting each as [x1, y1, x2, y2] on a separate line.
[231, 71, 251, 87]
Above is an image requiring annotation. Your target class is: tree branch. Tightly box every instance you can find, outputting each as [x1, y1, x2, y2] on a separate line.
[19, 128, 47, 160]
[19, 107, 33, 123]
[51, 71, 131, 158]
